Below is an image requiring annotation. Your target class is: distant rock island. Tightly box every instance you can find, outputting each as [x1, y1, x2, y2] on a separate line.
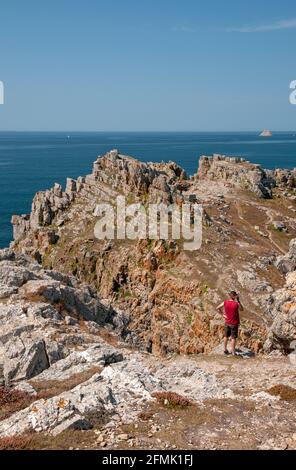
[260, 130, 273, 137]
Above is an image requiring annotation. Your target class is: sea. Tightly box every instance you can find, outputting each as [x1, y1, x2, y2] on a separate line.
[0, 131, 296, 248]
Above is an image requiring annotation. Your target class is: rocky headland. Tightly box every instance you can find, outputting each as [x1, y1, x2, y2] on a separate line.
[0, 150, 295, 450]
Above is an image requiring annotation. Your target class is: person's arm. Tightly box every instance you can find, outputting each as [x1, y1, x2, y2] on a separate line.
[217, 302, 227, 321]
[216, 302, 224, 315]
[236, 296, 244, 311]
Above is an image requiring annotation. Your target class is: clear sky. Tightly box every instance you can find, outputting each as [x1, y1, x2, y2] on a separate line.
[0, 0, 296, 131]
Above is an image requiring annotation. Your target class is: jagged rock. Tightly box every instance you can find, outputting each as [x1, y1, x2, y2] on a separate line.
[264, 271, 296, 352]
[11, 214, 30, 242]
[0, 360, 161, 437]
[32, 344, 124, 382]
[14, 381, 37, 396]
[237, 270, 273, 293]
[4, 340, 49, 383]
[289, 352, 296, 366]
[154, 359, 234, 400]
[0, 353, 236, 440]
[19, 279, 110, 323]
[0, 250, 127, 385]
[275, 239, 296, 274]
[9, 151, 296, 357]
[274, 168, 296, 189]
[45, 341, 68, 365]
[197, 155, 274, 198]
[0, 386, 97, 437]
[11, 150, 187, 242]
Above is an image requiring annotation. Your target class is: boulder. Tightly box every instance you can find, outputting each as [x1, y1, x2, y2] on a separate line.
[4, 340, 49, 383]
[289, 352, 296, 366]
[264, 271, 296, 353]
[197, 155, 274, 198]
[275, 239, 296, 275]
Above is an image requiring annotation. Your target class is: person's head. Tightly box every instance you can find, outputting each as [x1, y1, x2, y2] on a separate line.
[229, 291, 238, 300]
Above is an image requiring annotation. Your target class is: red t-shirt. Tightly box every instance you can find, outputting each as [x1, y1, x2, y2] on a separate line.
[224, 300, 240, 326]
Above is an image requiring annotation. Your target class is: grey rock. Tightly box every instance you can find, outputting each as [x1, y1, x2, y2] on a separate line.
[32, 344, 123, 382]
[198, 155, 274, 198]
[288, 352, 296, 366]
[14, 381, 37, 396]
[65, 315, 78, 326]
[154, 359, 234, 401]
[51, 415, 92, 436]
[275, 239, 296, 275]
[211, 343, 255, 358]
[264, 271, 296, 352]
[0, 359, 160, 437]
[45, 341, 68, 366]
[4, 340, 49, 383]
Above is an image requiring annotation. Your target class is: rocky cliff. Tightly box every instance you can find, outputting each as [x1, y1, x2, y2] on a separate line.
[0, 251, 295, 450]
[10, 150, 296, 356]
[1, 150, 296, 450]
[197, 154, 274, 198]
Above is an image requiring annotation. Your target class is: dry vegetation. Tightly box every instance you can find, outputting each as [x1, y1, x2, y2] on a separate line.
[266, 384, 296, 401]
[0, 367, 101, 424]
[0, 387, 35, 421]
[30, 366, 102, 399]
[151, 391, 192, 407]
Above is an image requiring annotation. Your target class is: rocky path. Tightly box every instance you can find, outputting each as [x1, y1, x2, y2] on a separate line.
[2, 354, 294, 451]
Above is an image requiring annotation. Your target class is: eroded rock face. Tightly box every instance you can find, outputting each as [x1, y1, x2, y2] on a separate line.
[276, 239, 296, 274]
[264, 238, 296, 353]
[9, 151, 296, 357]
[0, 353, 238, 438]
[197, 155, 274, 198]
[0, 250, 127, 385]
[1, 151, 296, 446]
[264, 270, 296, 353]
[4, 339, 50, 383]
[11, 150, 187, 243]
[274, 169, 296, 189]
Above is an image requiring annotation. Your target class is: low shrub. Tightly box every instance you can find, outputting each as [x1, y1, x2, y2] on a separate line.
[0, 387, 34, 421]
[0, 434, 32, 450]
[266, 384, 296, 401]
[151, 391, 192, 407]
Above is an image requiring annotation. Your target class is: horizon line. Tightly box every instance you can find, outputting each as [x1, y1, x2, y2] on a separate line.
[0, 129, 295, 133]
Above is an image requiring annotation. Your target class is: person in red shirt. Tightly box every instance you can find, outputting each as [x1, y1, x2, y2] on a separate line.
[216, 291, 244, 356]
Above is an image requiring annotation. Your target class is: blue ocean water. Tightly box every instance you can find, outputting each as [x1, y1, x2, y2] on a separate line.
[0, 131, 296, 248]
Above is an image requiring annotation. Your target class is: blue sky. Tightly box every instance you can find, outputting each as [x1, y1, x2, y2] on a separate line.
[0, 0, 296, 131]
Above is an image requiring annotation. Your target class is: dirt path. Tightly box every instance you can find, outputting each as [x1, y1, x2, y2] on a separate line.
[235, 200, 286, 255]
[264, 208, 286, 254]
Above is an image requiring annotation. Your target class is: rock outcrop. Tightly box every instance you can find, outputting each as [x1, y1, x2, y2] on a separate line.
[1, 150, 296, 449]
[0, 249, 128, 385]
[0, 252, 252, 439]
[197, 155, 274, 198]
[274, 169, 296, 189]
[9, 151, 296, 357]
[276, 239, 296, 274]
[264, 241, 296, 353]
[11, 150, 187, 243]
